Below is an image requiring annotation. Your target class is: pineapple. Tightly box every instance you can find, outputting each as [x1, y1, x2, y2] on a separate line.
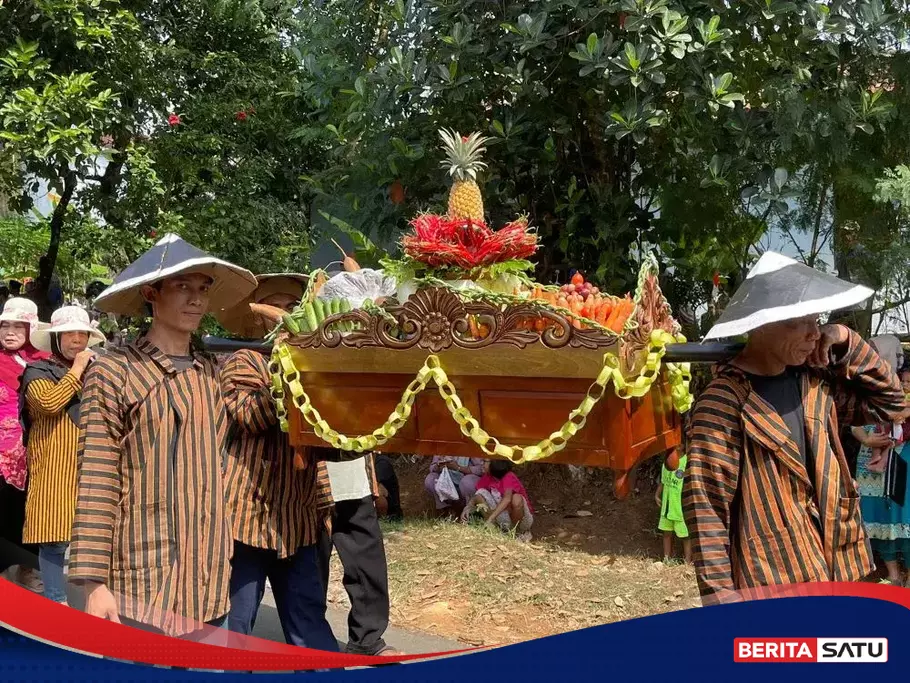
[439, 128, 490, 221]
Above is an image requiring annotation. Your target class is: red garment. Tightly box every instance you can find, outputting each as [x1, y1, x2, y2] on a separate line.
[0, 342, 50, 489]
[475, 471, 534, 513]
[0, 343, 48, 391]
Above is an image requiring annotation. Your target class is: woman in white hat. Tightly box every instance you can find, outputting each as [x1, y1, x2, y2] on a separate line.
[0, 298, 49, 592]
[20, 306, 104, 605]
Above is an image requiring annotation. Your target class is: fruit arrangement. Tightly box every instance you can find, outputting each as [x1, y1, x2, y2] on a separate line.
[262, 128, 638, 345]
[398, 130, 538, 271]
[525, 271, 635, 333]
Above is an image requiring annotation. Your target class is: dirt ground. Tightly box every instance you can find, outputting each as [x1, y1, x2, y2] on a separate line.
[326, 456, 701, 647]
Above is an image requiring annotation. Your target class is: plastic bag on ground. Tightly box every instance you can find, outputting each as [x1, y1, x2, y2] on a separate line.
[435, 466, 460, 503]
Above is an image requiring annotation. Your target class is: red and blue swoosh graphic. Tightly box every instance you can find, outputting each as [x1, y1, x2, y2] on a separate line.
[2, 578, 910, 681]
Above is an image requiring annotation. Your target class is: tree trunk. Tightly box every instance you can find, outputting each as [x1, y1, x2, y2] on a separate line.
[34, 171, 77, 319]
[830, 183, 872, 335]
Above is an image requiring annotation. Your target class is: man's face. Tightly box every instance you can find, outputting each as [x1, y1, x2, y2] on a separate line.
[143, 273, 214, 333]
[259, 292, 298, 312]
[752, 316, 822, 367]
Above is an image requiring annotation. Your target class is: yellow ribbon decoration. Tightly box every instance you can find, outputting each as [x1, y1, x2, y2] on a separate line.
[269, 330, 692, 464]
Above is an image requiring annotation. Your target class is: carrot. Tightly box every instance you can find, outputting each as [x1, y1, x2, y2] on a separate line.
[331, 238, 361, 272]
[596, 300, 612, 326]
[249, 303, 287, 326]
[605, 299, 623, 331]
[624, 298, 636, 325]
[612, 298, 634, 331]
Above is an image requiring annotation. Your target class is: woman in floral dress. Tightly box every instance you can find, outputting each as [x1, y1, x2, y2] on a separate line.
[0, 298, 49, 590]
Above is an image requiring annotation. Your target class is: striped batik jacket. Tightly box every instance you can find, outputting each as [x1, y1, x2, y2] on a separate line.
[69, 337, 232, 636]
[683, 329, 906, 605]
[22, 372, 81, 544]
[221, 350, 319, 557]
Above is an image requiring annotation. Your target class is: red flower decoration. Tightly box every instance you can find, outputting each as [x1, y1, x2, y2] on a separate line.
[149, 230, 158, 238]
[235, 111, 248, 121]
[402, 214, 537, 269]
[167, 113, 181, 127]
[712, 271, 721, 288]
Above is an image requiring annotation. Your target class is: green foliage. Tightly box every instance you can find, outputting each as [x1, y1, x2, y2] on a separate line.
[289, 0, 910, 326]
[0, 216, 48, 279]
[0, 215, 112, 294]
[876, 165, 910, 209]
[0, 2, 137, 209]
[3, 0, 910, 332]
[0, 0, 324, 299]
[292, 0, 746, 295]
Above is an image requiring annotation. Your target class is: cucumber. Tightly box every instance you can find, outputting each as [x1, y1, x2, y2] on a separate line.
[313, 298, 326, 324]
[293, 310, 311, 333]
[340, 299, 352, 331]
[325, 298, 339, 331]
[282, 314, 301, 335]
[303, 302, 318, 332]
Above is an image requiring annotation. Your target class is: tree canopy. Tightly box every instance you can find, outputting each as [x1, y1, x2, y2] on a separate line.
[2, 0, 910, 334]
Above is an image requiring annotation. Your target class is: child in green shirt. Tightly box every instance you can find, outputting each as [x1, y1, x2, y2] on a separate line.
[655, 450, 692, 563]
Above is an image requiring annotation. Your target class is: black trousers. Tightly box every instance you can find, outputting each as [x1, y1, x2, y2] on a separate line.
[373, 455, 402, 521]
[317, 496, 390, 655]
[0, 477, 38, 573]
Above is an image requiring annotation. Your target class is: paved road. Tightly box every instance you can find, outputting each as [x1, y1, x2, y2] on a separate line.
[255, 584, 463, 654]
[54, 575, 462, 655]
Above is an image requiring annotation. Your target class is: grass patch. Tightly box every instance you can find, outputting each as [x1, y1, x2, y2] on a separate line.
[362, 516, 700, 646]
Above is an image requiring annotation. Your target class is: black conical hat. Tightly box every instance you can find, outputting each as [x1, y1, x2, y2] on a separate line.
[703, 251, 873, 340]
[93, 233, 258, 316]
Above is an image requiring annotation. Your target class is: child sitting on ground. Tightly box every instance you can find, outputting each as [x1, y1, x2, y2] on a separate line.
[655, 450, 692, 563]
[460, 460, 534, 541]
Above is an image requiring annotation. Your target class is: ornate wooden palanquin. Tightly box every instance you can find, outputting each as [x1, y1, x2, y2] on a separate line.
[282, 272, 683, 498]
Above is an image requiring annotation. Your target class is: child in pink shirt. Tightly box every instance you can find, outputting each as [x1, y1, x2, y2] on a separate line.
[460, 460, 534, 540]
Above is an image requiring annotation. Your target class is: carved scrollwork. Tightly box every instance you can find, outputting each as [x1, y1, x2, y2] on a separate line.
[288, 283, 677, 354]
[621, 273, 681, 370]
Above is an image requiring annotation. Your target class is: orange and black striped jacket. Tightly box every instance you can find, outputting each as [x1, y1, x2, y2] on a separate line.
[221, 350, 319, 556]
[69, 337, 232, 637]
[22, 370, 81, 544]
[683, 329, 906, 605]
